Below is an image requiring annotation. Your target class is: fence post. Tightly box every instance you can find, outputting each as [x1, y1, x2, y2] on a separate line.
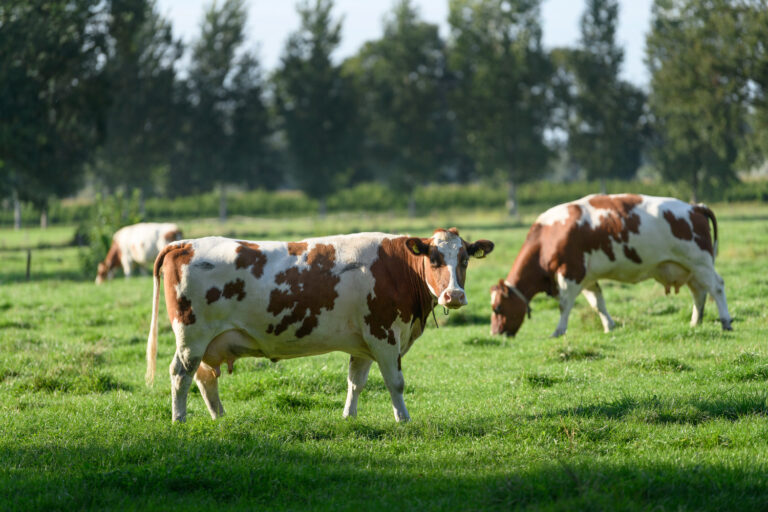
[26, 249, 31, 281]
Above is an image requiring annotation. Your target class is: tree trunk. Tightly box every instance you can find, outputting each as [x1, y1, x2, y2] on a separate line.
[12, 190, 21, 230]
[218, 184, 227, 223]
[691, 170, 699, 203]
[600, 177, 607, 194]
[40, 208, 47, 229]
[506, 179, 519, 218]
[318, 197, 327, 218]
[407, 190, 416, 218]
[138, 189, 146, 218]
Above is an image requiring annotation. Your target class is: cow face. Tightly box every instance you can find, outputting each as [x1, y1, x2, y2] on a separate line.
[95, 262, 109, 285]
[406, 228, 494, 309]
[490, 280, 527, 336]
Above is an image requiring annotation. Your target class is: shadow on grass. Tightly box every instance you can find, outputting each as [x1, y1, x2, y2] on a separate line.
[491, 459, 768, 511]
[3, 433, 768, 511]
[551, 391, 768, 424]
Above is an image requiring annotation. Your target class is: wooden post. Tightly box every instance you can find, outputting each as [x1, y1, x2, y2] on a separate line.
[26, 249, 31, 280]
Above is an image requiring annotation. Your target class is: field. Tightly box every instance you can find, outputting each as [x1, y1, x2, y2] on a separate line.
[1, 204, 767, 511]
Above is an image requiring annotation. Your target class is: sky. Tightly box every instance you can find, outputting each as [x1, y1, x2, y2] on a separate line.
[155, 0, 653, 86]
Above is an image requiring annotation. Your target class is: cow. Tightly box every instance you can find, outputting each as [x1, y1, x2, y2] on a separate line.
[145, 228, 494, 423]
[490, 194, 732, 337]
[95, 222, 183, 284]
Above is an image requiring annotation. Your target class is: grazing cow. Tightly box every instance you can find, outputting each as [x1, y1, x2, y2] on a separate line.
[96, 222, 183, 284]
[490, 194, 732, 337]
[146, 228, 494, 423]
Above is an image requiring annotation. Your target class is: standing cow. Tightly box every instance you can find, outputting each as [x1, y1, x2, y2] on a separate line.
[490, 194, 732, 337]
[146, 228, 494, 423]
[95, 222, 183, 284]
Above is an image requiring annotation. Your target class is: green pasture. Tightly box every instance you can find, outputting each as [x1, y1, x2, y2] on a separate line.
[1, 205, 767, 510]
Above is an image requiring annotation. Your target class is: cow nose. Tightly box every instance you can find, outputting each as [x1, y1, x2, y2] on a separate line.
[442, 290, 466, 309]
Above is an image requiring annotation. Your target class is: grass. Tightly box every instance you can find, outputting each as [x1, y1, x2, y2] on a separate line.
[1, 204, 768, 510]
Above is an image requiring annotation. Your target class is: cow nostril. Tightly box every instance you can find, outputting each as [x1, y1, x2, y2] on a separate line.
[443, 292, 452, 302]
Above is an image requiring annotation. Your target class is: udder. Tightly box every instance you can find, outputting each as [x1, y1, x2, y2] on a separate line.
[653, 261, 691, 294]
[201, 329, 264, 376]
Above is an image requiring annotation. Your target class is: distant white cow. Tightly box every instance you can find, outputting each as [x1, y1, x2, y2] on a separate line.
[490, 194, 732, 337]
[95, 222, 182, 284]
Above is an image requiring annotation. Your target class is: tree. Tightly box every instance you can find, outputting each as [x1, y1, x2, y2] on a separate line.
[0, 0, 108, 227]
[566, 0, 646, 190]
[170, 0, 276, 218]
[646, 0, 753, 201]
[448, 0, 553, 217]
[345, 0, 452, 215]
[93, 0, 183, 196]
[273, 0, 360, 214]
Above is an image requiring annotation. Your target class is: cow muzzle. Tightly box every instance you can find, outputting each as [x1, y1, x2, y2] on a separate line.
[439, 289, 467, 309]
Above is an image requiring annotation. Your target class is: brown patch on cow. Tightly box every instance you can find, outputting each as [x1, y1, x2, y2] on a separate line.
[690, 206, 714, 255]
[663, 210, 693, 241]
[206, 287, 222, 304]
[164, 229, 182, 242]
[160, 243, 197, 325]
[222, 278, 246, 301]
[287, 242, 308, 256]
[235, 242, 268, 279]
[365, 237, 435, 345]
[623, 245, 642, 263]
[267, 244, 340, 338]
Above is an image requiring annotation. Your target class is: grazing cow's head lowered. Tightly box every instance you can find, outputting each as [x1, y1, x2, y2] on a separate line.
[490, 280, 529, 336]
[405, 228, 494, 309]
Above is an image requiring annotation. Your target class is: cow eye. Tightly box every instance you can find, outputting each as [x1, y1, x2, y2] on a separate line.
[429, 254, 441, 267]
[460, 258, 469, 267]
[493, 306, 502, 314]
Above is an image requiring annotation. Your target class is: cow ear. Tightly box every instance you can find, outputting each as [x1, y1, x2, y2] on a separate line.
[469, 240, 494, 259]
[405, 237, 430, 256]
[498, 279, 509, 297]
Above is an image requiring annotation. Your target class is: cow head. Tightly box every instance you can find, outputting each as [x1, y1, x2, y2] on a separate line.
[490, 280, 528, 336]
[95, 262, 109, 285]
[405, 228, 494, 309]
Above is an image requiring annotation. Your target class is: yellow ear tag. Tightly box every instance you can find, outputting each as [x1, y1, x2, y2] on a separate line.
[412, 245, 420, 254]
[475, 249, 484, 258]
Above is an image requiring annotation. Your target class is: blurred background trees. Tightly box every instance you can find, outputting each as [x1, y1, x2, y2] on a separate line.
[2, 0, 768, 225]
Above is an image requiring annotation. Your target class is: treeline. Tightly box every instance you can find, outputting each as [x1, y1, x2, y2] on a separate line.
[1, 0, 768, 226]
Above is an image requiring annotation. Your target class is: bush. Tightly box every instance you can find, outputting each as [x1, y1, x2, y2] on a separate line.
[76, 190, 143, 276]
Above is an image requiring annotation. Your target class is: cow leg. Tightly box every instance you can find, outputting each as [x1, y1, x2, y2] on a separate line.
[194, 362, 225, 419]
[367, 340, 409, 422]
[343, 356, 373, 419]
[121, 258, 133, 278]
[687, 279, 707, 327]
[553, 275, 581, 337]
[693, 268, 732, 330]
[581, 283, 615, 333]
[169, 351, 202, 422]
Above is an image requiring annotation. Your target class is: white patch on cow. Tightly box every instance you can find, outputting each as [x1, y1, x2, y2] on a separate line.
[536, 203, 573, 226]
[432, 230, 467, 306]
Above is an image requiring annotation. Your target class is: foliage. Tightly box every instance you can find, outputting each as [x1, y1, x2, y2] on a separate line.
[76, 190, 143, 276]
[0, 206, 767, 510]
[345, 1, 453, 201]
[0, 0, 108, 207]
[562, 0, 646, 185]
[92, 0, 183, 194]
[169, 0, 276, 197]
[448, 0, 553, 215]
[273, 0, 361, 209]
[646, 0, 756, 201]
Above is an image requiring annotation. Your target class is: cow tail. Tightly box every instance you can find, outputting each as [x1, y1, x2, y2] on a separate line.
[698, 204, 719, 259]
[146, 246, 169, 386]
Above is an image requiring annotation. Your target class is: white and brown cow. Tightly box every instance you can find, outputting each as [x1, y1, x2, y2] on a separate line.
[146, 228, 494, 423]
[490, 194, 732, 337]
[96, 222, 183, 284]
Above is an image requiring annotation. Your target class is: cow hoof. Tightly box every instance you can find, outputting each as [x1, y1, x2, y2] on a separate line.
[551, 331, 565, 338]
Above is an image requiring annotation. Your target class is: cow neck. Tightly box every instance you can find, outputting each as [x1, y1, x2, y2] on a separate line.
[505, 242, 548, 301]
[393, 238, 437, 328]
[106, 241, 122, 270]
